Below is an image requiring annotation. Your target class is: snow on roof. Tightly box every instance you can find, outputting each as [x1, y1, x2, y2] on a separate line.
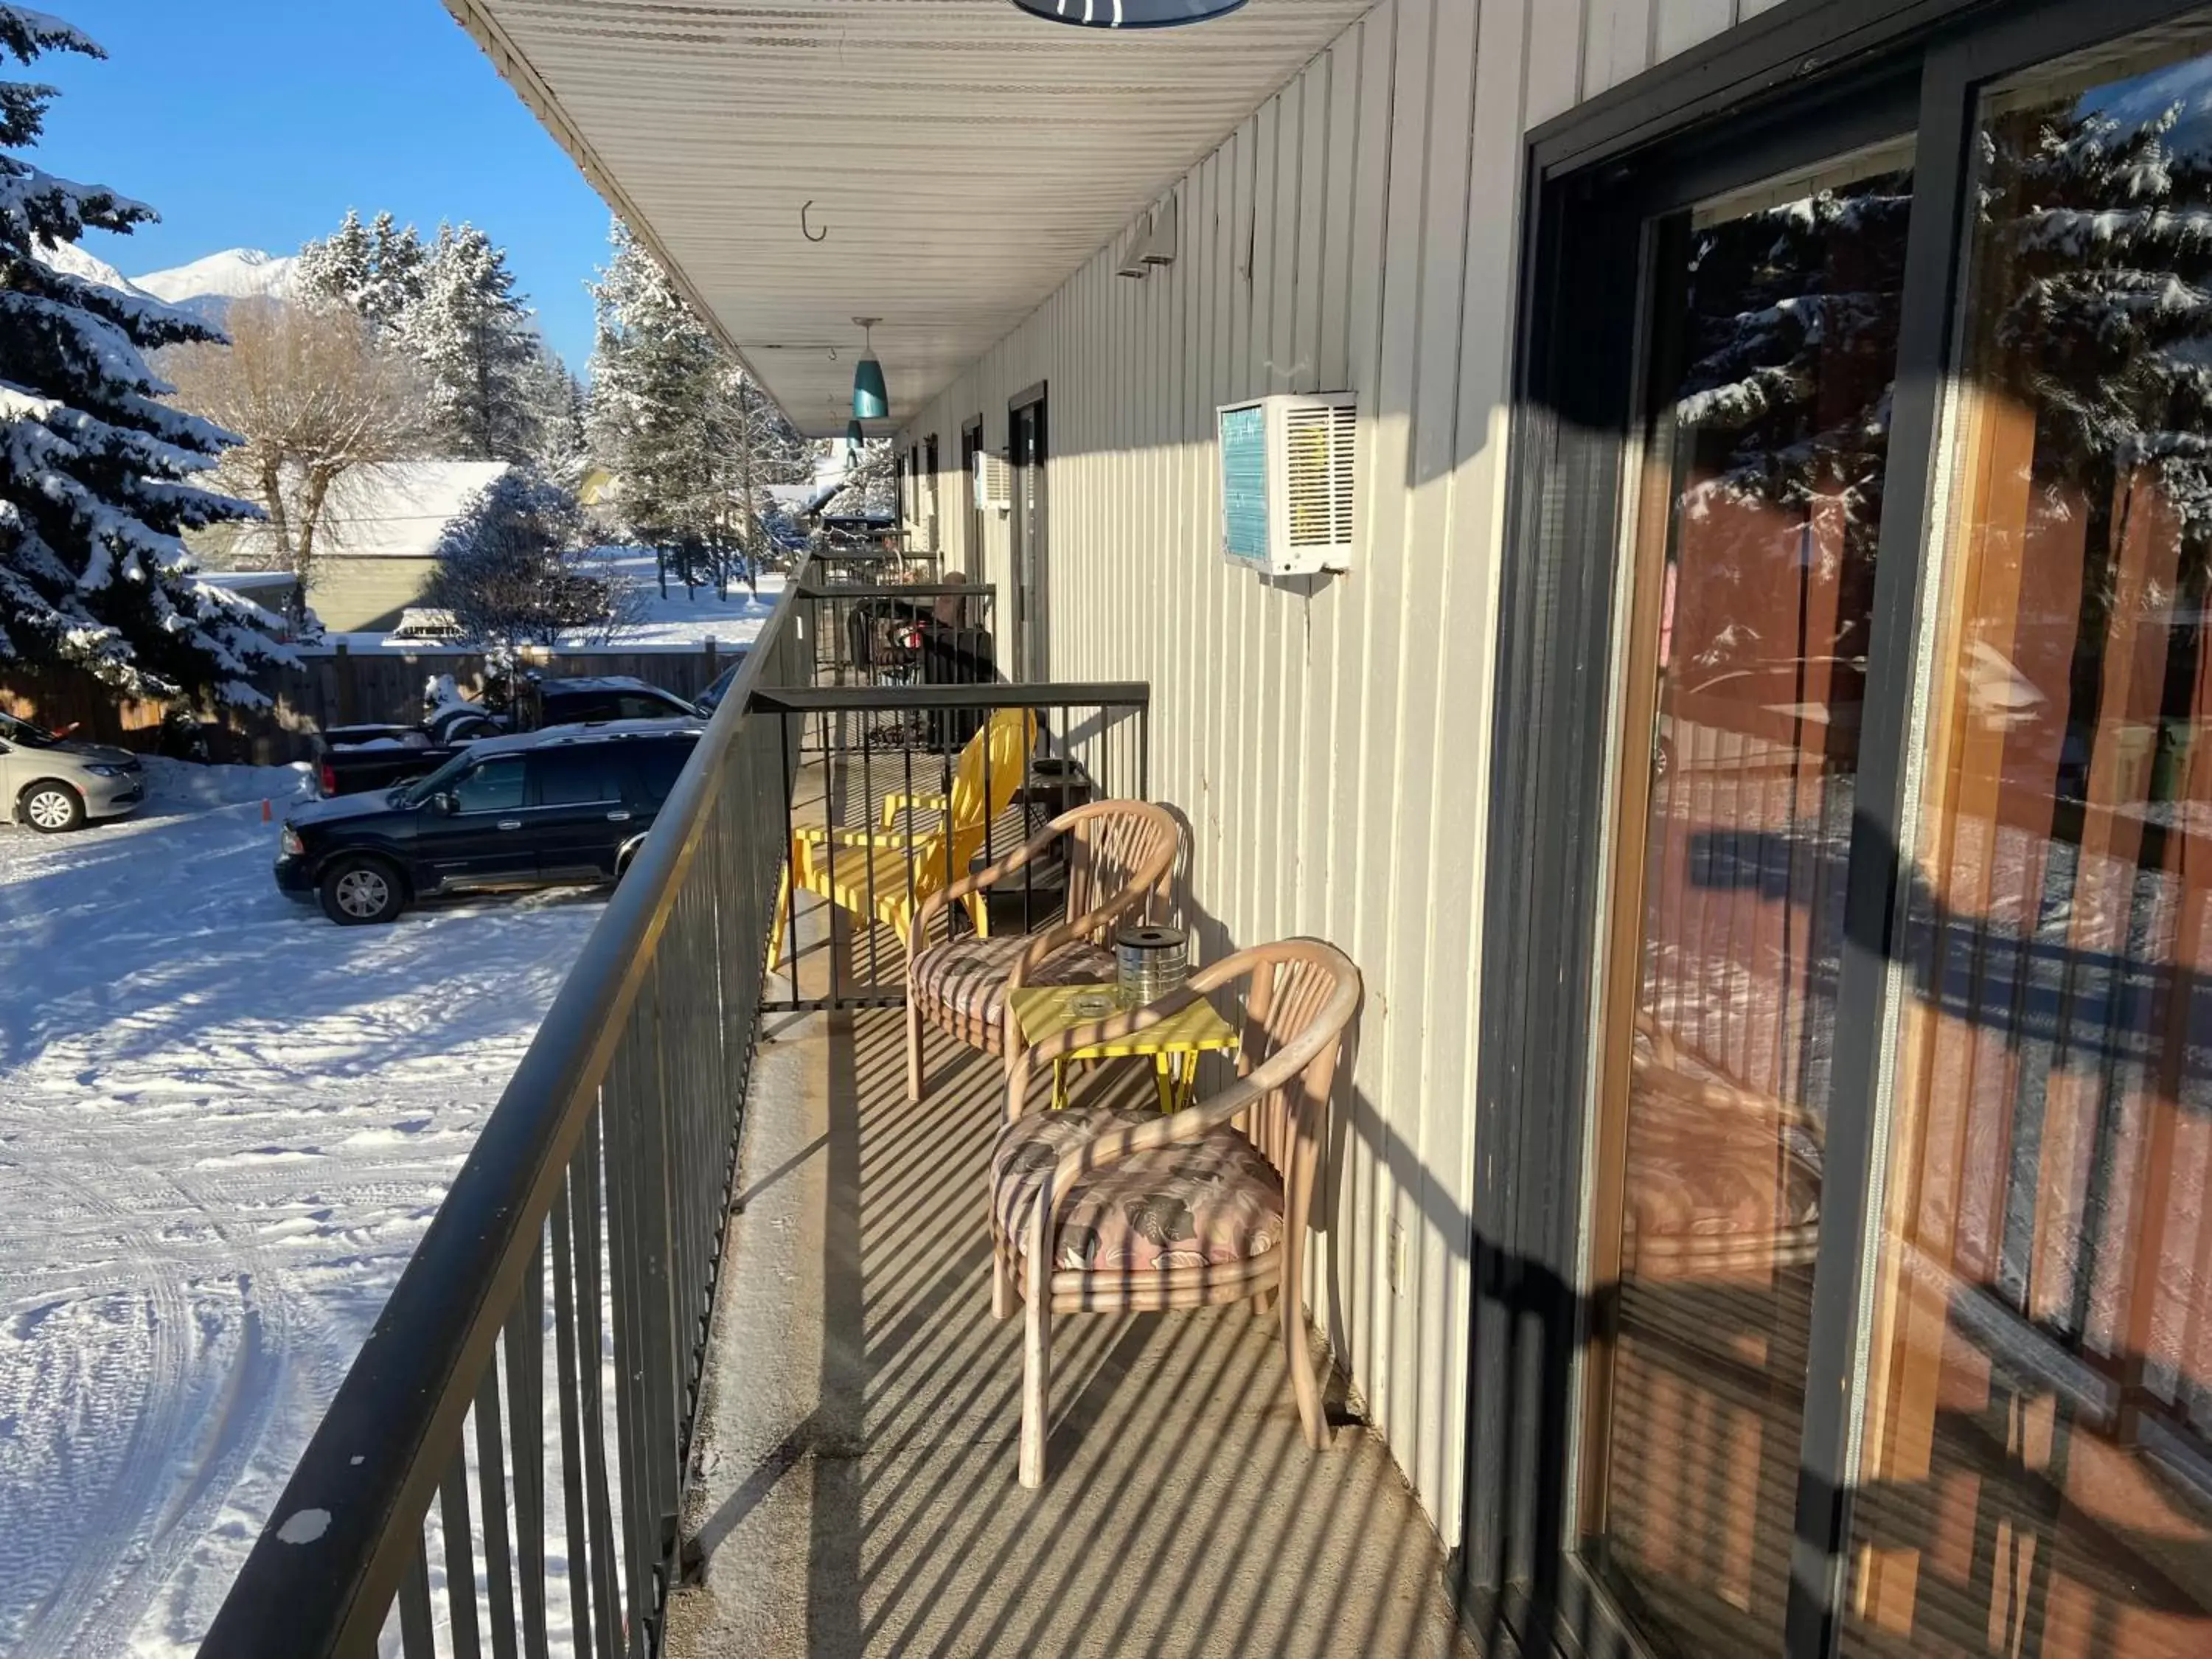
[193, 570, 297, 591]
[473, 717, 704, 757]
[224, 461, 512, 561]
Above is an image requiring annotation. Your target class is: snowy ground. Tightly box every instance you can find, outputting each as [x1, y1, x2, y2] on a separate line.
[0, 759, 604, 1658]
[591, 549, 785, 647]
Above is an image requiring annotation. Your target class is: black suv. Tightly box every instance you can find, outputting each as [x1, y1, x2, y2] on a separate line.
[530, 675, 703, 726]
[275, 720, 701, 925]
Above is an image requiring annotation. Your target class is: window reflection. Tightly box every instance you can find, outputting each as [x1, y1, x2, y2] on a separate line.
[1851, 29, 2212, 1658]
[1588, 151, 1912, 1655]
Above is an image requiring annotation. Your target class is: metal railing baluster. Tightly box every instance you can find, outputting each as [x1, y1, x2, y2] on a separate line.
[440, 1446, 483, 1659]
[398, 1528, 437, 1659]
[200, 560, 1152, 1657]
[550, 1177, 595, 1659]
[473, 1363, 519, 1659]
[577, 1116, 623, 1659]
[506, 1239, 549, 1659]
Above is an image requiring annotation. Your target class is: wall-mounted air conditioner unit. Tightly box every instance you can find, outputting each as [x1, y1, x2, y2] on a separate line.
[1216, 392, 1358, 576]
[974, 450, 1012, 512]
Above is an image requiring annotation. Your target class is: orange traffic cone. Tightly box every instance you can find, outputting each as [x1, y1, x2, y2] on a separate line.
[261, 798, 272, 823]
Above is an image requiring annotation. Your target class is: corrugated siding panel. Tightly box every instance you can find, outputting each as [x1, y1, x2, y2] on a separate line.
[896, 0, 1747, 1542]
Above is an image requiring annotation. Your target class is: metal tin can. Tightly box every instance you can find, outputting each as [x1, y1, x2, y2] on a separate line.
[1114, 924, 1189, 1007]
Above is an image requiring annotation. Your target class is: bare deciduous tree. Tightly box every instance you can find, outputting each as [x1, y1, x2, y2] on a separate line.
[161, 296, 423, 623]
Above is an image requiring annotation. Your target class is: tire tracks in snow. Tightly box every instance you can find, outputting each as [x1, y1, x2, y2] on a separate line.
[0, 778, 599, 1655]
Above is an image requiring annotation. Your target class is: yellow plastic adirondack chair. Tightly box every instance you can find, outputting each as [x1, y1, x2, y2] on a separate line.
[769, 707, 1038, 967]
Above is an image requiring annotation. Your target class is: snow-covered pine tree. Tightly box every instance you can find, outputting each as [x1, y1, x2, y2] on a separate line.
[588, 219, 708, 551]
[295, 207, 372, 308]
[824, 437, 899, 520]
[362, 209, 427, 328]
[406, 220, 540, 463]
[1982, 101, 2212, 547]
[1666, 167, 1913, 675]
[587, 218, 807, 593]
[0, 5, 287, 700]
[296, 207, 428, 333]
[518, 341, 585, 482]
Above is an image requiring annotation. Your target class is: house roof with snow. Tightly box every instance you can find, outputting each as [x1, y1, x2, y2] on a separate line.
[216, 460, 512, 563]
[317, 462, 511, 557]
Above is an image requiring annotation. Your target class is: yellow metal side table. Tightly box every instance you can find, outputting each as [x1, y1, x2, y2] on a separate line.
[1006, 983, 1238, 1113]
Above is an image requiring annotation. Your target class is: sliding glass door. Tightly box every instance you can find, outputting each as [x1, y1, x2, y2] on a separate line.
[1849, 22, 2212, 1658]
[1585, 140, 1916, 1657]
[1481, 6, 2212, 1659]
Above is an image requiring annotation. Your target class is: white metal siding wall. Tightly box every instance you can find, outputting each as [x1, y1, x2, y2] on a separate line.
[905, 0, 1766, 1539]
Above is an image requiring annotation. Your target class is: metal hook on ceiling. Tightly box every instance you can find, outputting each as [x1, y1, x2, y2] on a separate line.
[800, 200, 828, 243]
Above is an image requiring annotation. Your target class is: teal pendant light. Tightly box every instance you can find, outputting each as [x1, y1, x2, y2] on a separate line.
[850, 316, 888, 420]
[846, 417, 865, 454]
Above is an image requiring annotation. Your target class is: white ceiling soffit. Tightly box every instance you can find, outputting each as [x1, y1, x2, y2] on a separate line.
[444, 0, 1375, 436]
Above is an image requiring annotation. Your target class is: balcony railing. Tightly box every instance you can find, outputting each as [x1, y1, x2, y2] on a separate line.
[198, 557, 1150, 1659]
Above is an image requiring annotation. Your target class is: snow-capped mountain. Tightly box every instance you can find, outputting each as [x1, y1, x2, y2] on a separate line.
[129, 248, 300, 326]
[32, 238, 159, 301]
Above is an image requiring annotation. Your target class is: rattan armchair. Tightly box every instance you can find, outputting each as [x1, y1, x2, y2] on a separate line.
[902, 798, 1180, 1104]
[990, 939, 1361, 1487]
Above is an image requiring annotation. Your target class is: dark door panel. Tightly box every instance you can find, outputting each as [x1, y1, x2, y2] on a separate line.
[525, 745, 630, 880]
[420, 754, 533, 888]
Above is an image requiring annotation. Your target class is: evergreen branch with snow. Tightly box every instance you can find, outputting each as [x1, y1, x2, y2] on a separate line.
[0, 4, 288, 700]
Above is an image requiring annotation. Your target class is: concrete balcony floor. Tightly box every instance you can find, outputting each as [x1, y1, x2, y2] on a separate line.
[666, 987, 1476, 1658]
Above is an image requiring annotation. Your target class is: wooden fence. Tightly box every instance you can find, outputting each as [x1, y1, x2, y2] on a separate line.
[0, 642, 739, 765]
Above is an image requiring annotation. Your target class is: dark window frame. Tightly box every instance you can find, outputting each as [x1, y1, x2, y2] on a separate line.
[961, 414, 985, 568]
[451, 752, 528, 815]
[924, 431, 940, 554]
[1472, 4, 2212, 1658]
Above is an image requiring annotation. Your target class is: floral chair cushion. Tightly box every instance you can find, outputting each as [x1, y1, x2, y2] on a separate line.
[991, 1105, 1285, 1273]
[911, 932, 1115, 1027]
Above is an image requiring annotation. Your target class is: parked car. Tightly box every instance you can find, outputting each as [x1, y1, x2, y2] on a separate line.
[313, 678, 702, 798]
[317, 724, 479, 799]
[0, 711, 146, 832]
[694, 651, 752, 716]
[525, 675, 706, 728]
[276, 720, 703, 925]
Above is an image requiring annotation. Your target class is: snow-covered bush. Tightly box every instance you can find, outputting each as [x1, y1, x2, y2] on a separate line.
[0, 5, 289, 703]
[422, 469, 608, 646]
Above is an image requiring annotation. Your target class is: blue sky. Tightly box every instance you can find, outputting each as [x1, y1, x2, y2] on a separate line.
[34, 0, 612, 372]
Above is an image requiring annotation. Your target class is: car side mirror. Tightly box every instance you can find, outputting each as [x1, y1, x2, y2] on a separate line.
[432, 791, 459, 816]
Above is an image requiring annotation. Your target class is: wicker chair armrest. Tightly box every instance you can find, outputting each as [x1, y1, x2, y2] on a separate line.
[905, 817, 1066, 978]
[1004, 877, 1155, 990]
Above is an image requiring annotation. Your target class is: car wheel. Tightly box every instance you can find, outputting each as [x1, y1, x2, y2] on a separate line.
[21, 781, 86, 833]
[319, 856, 407, 925]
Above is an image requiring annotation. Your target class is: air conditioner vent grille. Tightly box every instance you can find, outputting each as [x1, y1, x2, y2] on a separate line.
[1214, 393, 1357, 576]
